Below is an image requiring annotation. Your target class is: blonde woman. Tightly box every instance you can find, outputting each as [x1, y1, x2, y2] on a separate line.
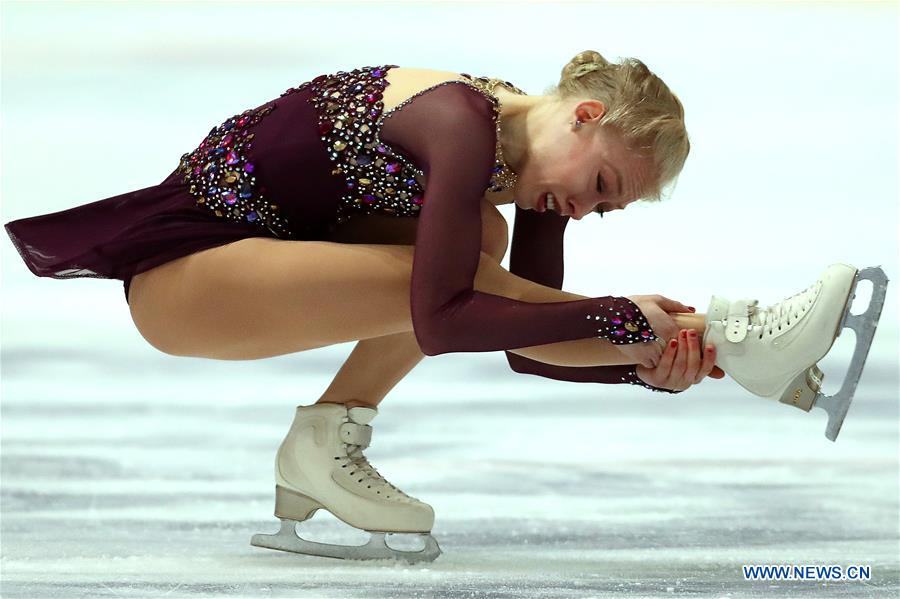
[4, 51, 884, 562]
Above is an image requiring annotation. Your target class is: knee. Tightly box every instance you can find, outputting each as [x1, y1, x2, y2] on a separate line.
[473, 250, 524, 301]
[480, 199, 509, 263]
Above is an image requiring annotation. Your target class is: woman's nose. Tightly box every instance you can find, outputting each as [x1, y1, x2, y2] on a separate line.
[567, 199, 587, 220]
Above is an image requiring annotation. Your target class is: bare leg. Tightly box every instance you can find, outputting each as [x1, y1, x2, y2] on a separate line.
[315, 316, 708, 411]
[126, 204, 713, 439]
[316, 330, 425, 409]
[316, 279, 706, 411]
[130, 240, 703, 368]
[315, 200, 507, 410]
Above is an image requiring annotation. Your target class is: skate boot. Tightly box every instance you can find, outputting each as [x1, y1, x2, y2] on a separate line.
[251, 402, 441, 563]
[703, 263, 888, 441]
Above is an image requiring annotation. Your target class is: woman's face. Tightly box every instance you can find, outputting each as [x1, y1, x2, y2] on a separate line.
[512, 99, 657, 219]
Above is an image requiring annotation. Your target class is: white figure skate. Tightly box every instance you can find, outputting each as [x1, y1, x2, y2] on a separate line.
[703, 263, 888, 442]
[251, 403, 441, 563]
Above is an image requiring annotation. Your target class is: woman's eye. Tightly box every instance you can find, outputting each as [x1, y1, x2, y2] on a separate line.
[594, 173, 605, 216]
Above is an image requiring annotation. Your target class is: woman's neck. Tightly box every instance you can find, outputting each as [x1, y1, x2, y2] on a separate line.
[488, 89, 549, 206]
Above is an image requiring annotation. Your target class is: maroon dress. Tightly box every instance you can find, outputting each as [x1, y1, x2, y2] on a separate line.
[4, 64, 677, 393]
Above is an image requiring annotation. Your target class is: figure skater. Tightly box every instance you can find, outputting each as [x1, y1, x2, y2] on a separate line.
[4, 51, 886, 563]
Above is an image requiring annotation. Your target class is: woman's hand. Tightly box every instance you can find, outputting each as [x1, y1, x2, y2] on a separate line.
[617, 295, 695, 368]
[616, 339, 664, 369]
[635, 328, 725, 392]
[625, 294, 692, 344]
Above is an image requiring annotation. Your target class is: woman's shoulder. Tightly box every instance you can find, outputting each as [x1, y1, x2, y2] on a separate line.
[380, 66, 480, 115]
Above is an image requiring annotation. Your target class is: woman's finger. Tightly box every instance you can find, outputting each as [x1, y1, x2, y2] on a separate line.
[641, 344, 656, 369]
[694, 343, 717, 384]
[685, 329, 700, 381]
[663, 313, 682, 344]
[671, 330, 687, 382]
[656, 295, 694, 314]
[657, 337, 677, 380]
[652, 340, 663, 366]
[643, 343, 658, 368]
[672, 330, 691, 389]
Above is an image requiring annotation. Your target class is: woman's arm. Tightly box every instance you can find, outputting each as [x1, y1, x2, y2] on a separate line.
[503, 203, 677, 392]
[378, 82, 658, 356]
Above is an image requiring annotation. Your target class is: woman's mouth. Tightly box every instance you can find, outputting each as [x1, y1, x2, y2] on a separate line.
[539, 192, 558, 213]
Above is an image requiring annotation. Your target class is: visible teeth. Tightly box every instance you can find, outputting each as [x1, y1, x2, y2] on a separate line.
[546, 193, 556, 211]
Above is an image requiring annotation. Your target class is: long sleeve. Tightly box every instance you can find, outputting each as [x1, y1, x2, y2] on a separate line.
[378, 82, 658, 357]
[503, 204, 682, 394]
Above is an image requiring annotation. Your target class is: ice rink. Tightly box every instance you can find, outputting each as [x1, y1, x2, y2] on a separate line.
[2, 343, 898, 597]
[2, 1, 898, 597]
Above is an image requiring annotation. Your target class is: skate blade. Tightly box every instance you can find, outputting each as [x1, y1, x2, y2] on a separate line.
[809, 266, 889, 442]
[251, 517, 442, 564]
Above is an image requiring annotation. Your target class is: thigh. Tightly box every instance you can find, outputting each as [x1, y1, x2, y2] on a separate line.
[129, 238, 417, 359]
[128, 202, 512, 360]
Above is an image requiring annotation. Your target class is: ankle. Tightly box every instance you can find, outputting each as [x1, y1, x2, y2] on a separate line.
[671, 312, 707, 337]
[315, 398, 379, 410]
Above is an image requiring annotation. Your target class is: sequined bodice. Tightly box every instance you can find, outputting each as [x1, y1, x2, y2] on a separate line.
[295, 64, 431, 226]
[174, 64, 525, 238]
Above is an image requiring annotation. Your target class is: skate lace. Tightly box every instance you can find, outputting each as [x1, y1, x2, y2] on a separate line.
[748, 280, 821, 339]
[337, 443, 411, 499]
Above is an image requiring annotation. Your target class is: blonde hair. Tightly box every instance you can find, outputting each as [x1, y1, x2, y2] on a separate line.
[545, 50, 690, 203]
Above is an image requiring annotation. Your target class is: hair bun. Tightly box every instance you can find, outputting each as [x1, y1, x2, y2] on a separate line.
[561, 50, 610, 82]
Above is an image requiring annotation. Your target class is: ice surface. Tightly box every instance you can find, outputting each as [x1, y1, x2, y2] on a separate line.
[2, 346, 898, 598]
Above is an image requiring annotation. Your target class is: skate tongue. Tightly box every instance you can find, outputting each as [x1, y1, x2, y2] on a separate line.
[347, 406, 377, 425]
[706, 295, 732, 322]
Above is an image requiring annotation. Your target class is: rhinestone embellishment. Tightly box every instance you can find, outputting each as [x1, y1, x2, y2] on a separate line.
[174, 64, 529, 238]
[285, 65, 429, 226]
[458, 73, 527, 193]
[284, 64, 525, 227]
[585, 299, 657, 345]
[175, 104, 292, 237]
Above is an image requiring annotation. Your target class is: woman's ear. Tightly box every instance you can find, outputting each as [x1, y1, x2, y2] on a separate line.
[575, 100, 607, 125]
